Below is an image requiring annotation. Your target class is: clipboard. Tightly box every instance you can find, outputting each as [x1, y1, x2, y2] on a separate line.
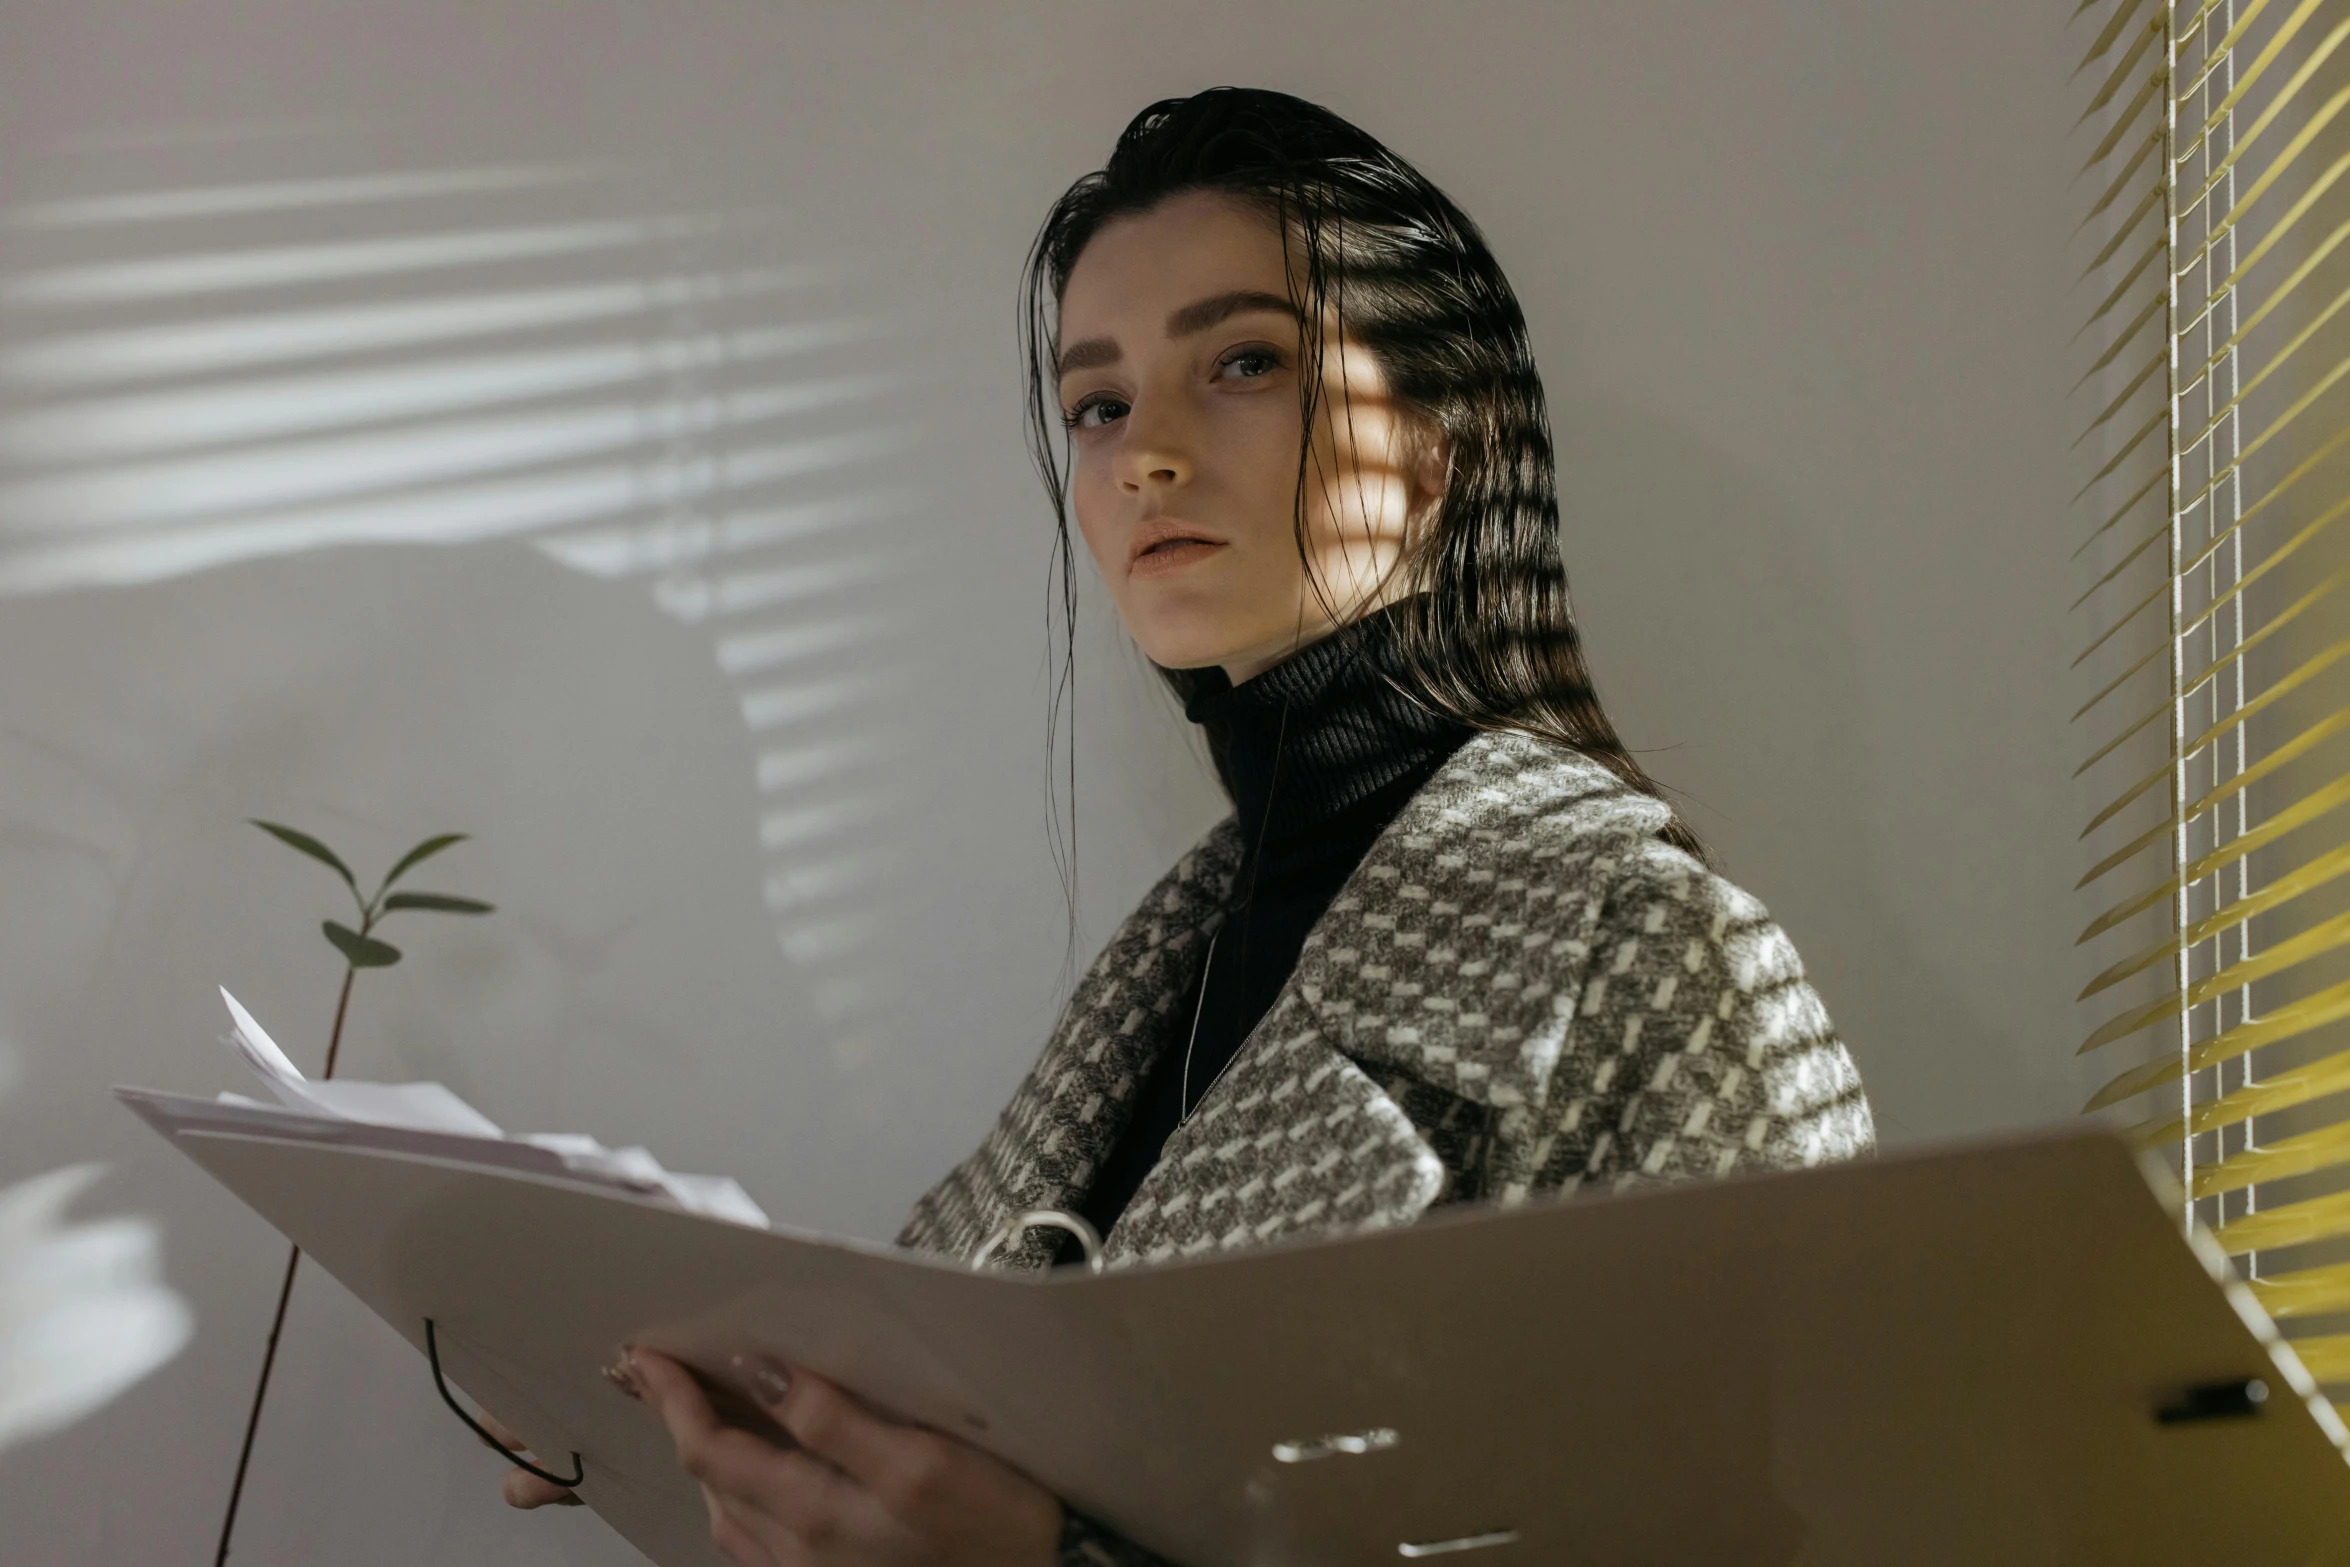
[120, 1088, 2350, 1566]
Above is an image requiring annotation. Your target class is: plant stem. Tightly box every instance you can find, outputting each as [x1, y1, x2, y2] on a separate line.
[212, 1243, 301, 1566]
[322, 962, 357, 1081]
[213, 958, 357, 1563]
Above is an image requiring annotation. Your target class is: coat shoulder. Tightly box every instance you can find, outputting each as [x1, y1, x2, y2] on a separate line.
[1509, 823, 1877, 1196]
[1317, 729, 1875, 1200]
[1409, 730, 1678, 848]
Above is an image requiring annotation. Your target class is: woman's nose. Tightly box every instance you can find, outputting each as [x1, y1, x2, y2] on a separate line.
[1124, 454, 1189, 490]
[1115, 403, 1194, 492]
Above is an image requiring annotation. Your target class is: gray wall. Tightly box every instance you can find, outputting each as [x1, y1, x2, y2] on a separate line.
[0, 3, 2089, 1562]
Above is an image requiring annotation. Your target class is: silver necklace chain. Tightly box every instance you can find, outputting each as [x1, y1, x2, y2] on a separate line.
[1175, 924, 1230, 1126]
[1178, 697, 1288, 1127]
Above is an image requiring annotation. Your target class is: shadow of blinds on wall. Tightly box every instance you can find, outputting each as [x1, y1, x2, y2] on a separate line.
[0, 144, 920, 1067]
[2073, 0, 2350, 1400]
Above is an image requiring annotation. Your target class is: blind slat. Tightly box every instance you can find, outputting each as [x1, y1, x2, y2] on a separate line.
[2074, 0, 2350, 1377]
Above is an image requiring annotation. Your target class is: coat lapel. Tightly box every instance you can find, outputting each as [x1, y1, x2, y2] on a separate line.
[1102, 733, 1668, 1264]
[895, 823, 1240, 1270]
[1098, 990, 1447, 1265]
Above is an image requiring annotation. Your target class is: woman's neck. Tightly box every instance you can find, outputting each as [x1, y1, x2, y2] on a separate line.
[1186, 601, 1471, 847]
[1216, 586, 1417, 685]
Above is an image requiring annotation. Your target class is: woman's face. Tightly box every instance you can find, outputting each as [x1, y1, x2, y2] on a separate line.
[1055, 191, 1441, 681]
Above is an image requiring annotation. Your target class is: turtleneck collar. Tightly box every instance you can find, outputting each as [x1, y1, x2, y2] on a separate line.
[1183, 602, 1475, 848]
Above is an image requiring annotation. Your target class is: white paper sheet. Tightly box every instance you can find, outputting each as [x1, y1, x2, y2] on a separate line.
[219, 988, 503, 1137]
[213, 987, 768, 1227]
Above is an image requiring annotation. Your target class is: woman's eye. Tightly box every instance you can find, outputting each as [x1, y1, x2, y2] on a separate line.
[1067, 395, 1128, 430]
[1216, 349, 1281, 381]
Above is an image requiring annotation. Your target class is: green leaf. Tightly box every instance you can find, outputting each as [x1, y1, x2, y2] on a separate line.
[250, 820, 360, 898]
[322, 920, 401, 968]
[379, 833, 468, 893]
[381, 892, 494, 915]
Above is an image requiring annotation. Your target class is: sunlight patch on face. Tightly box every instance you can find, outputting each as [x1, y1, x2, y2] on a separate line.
[1054, 191, 1432, 678]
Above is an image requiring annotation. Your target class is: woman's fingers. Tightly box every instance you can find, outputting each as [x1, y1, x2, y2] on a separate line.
[749, 1360, 1063, 1558]
[634, 1347, 1060, 1564]
[480, 1409, 581, 1508]
[736, 1355, 1060, 1548]
[502, 1467, 583, 1509]
[703, 1483, 782, 1567]
[632, 1347, 725, 1456]
[740, 1358, 935, 1507]
[631, 1348, 856, 1547]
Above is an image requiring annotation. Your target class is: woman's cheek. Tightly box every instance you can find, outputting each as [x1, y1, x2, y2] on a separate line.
[1070, 472, 1124, 579]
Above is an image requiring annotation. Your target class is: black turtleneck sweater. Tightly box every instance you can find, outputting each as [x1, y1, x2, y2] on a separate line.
[1067, 606, 1475, 1252]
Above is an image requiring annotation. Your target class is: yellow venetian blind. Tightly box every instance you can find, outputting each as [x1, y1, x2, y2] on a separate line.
[2073, 0, 2350, 1391]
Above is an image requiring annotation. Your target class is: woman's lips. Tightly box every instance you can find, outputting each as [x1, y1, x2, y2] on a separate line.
[1127, 521, 1226, 579]
[1129, 537, 1225, 578]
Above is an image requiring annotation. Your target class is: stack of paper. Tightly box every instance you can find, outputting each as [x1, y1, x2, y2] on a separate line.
[187, 988, 769, 1228]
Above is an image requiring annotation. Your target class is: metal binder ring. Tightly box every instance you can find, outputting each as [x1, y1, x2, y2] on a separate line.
[973, 1208, 1105, 1272]
[424, 1318, 585, 1488]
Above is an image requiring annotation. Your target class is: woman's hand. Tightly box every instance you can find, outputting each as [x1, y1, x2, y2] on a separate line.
[629, 1346, 1063, 1567]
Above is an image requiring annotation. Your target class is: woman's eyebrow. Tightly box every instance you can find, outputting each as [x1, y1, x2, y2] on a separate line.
[1165, 289, 1298, 338]
[1055, 290, 1297, 379]
[1058, 336, 1120, 376]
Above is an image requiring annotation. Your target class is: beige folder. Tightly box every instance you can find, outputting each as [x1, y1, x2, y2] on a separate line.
[120, 1089, 2350, 1566]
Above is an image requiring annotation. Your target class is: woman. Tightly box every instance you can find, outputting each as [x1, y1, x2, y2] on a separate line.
[504, 86, 1875, 1565]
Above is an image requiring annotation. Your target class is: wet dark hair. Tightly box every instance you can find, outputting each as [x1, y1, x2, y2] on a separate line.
[1023, 86, 1702, 863]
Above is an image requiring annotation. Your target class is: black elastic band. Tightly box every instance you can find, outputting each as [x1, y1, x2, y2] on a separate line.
[424, 1318, 584, 1488]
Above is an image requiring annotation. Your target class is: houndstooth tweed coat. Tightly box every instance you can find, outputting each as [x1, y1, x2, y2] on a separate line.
[897, 730, 1875, 1563]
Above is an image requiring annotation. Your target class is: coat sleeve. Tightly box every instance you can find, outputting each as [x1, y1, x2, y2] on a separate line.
[1518, 837, 1875, 1197]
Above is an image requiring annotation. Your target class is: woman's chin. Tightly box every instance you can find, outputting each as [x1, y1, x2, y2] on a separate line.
[1139, 643, 1241, 675]
[1128, 627, 1256, 675]
[1125, 624, 1320, 679]
[1115, 584, 1356, 676]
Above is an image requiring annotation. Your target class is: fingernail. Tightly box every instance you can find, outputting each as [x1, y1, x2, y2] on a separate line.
[730, 1353, 789, 1405]
[599, 1358, 642, 1401]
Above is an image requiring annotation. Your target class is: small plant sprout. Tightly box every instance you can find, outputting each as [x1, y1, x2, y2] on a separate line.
[215, 822, 495, 1567]
[246, 822, 494, 1079]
